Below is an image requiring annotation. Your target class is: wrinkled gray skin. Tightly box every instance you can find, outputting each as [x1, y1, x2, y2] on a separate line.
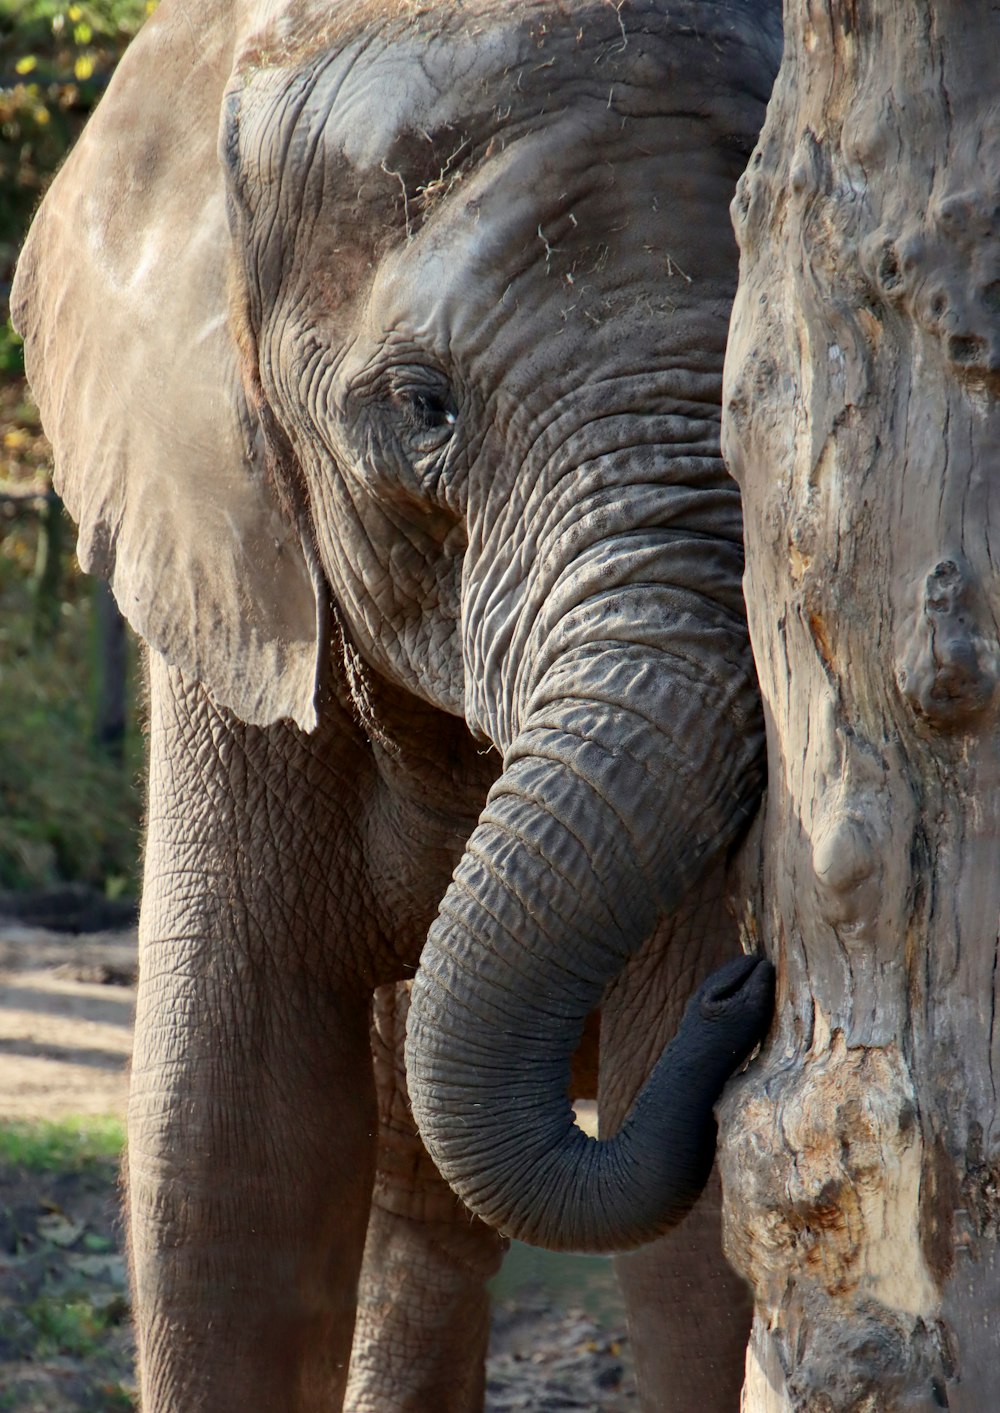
[12, 0, 781, 1408]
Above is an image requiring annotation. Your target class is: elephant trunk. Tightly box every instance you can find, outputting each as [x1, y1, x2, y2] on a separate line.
[406, 525, 772, 1251]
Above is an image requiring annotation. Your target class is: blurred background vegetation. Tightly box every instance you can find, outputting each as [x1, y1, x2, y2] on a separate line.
[1, 2, 155, 898]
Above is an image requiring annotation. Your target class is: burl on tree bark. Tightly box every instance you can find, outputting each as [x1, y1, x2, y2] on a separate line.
[719, 3, 1000, 1409]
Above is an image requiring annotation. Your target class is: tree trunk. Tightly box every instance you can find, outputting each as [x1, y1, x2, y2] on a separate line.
[718, 3, 1000, 1408]
[30, 491, 64, 645]
[92, 578, 127, 762]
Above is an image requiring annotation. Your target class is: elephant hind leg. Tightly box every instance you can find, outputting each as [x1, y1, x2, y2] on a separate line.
[346, 981, 507, 1413]
[613, 1167, 752, 1411]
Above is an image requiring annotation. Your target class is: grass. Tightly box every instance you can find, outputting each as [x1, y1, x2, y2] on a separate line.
[23, 1295, 118, 1358]
[0, 1113, 135, 1409]
[0, 1117, 133, 1403]
[0, 1115, 125, 1171]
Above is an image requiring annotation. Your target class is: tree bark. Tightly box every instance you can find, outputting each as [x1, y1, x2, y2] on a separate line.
[719, 3, 1000, 1408]
[30, 491, 64, 644]
[93, 578, 127, 762]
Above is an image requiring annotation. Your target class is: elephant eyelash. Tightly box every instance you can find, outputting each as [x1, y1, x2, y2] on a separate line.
[348, 362, 461, 504]
[388, 383, 458, 441]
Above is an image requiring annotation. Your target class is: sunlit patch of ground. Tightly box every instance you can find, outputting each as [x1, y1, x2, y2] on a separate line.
[0, 926, 135, 1120]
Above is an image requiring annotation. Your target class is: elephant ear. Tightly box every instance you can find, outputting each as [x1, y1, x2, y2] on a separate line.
[10, 0, 324, 731]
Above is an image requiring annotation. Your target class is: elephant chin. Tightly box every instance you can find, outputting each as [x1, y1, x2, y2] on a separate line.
[404, 645, 773, 1253]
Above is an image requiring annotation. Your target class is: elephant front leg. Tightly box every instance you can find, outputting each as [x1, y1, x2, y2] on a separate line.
[346, 981, 507, 1412]
[129, 657, 378, 1413]
[599, 861, 754, 1412]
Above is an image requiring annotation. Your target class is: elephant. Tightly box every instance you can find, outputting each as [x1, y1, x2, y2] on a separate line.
[11, 0, 782, 1409]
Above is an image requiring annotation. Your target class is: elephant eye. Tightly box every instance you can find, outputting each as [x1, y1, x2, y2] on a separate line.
[388, 374, 457, 451]
[400, 388, 455, 430]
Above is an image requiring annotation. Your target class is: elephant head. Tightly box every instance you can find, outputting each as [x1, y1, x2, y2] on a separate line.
[12, 0, 781, 1251]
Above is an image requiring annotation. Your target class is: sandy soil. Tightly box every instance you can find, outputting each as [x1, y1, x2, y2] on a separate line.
[0, 918, 636, 1410]
[0, 924, 136, 1121]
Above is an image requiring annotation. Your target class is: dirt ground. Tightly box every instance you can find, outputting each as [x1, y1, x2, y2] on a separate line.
[0, 925, 135, 1121]
[0, 917, 636, 1410]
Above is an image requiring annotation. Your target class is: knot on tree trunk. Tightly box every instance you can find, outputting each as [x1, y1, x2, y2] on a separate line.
[895, 558, 1000, 731]
[860, 184, 1000, 386]
[719, 1032, 953, 1409]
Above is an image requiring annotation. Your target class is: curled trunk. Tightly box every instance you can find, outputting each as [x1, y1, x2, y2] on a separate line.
[407, 552, 772, 1251]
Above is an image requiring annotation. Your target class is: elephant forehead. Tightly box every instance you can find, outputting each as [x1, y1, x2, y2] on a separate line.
[227, 1, 689, 208]
[232, 26, 519, 178]
[319, 32, 524, 175]
[357, 123, 627, 341]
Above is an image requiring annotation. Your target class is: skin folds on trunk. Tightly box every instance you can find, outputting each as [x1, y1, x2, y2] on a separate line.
[407, 573, 773, 1252]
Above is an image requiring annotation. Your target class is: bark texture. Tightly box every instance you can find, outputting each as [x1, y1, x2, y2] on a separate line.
[719, 4, 1000, 1409]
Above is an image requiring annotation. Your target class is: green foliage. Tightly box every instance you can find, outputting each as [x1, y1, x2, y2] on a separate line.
[0, 511, 143, 890]
[1, 2, 154, 283]
[0, 616, 143, 891]
[0, 1115, 125, 1171]
[0, 11, 139, 1395]
[0, 3, 148, 896]
[0, 317, 22, 374]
